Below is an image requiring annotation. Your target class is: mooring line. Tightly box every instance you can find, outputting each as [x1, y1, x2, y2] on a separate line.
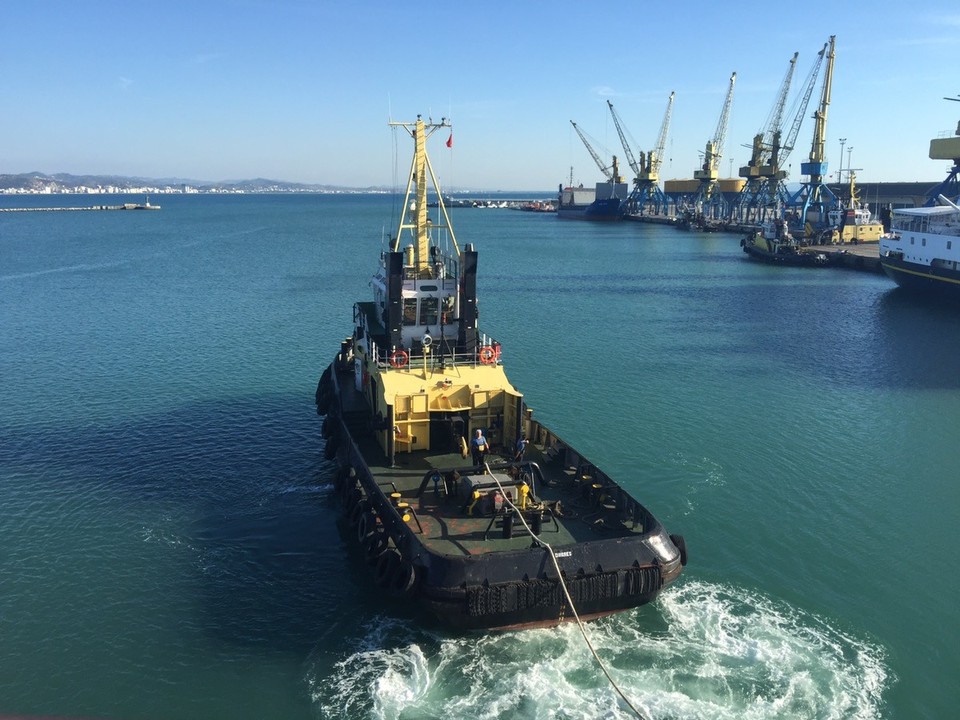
[484, 463, 650, 720]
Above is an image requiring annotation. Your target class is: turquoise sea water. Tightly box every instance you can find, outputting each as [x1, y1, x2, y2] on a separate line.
[1, 193, 958, 719]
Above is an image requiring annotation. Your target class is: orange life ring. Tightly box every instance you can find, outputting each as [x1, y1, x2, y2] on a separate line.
[479, 346, 496, 365]
[389, 350, 409, 369]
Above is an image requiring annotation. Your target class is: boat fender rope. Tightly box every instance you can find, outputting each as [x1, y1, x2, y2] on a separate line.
[389, 350, 409, 369]
[480, 461, 651, 720]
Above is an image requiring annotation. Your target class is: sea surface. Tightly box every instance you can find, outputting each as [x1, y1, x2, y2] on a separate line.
[1, 193, 958, 720]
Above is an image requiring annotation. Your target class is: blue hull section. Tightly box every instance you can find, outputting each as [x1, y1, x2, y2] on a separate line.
[557, 198, 624, 221]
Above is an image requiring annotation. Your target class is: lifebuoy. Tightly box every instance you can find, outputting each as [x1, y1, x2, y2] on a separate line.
[479, 346, 496, 364]
[389, 350, 409, 369]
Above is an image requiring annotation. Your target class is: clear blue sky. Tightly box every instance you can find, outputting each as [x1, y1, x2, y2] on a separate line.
[2, 1, 958, 190]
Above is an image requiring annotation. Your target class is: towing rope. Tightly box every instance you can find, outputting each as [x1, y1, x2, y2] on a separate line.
[484, 463, 650, 720]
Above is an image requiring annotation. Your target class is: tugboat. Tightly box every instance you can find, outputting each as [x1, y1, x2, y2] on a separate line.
[741, 217, 832, 266]
[818, 173, 883, 244]
[315, 116, 686, 631]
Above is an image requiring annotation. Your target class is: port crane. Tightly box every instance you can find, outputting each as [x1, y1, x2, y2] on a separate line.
[688, 72, 736, 222]
[732, 40, 830, 225]
[789, 35, 839, 234]
[730, 52, 797, 224]
[570, 121, 623, 184]
[925, 95, 960, 204]
[607, 92, 674, 216]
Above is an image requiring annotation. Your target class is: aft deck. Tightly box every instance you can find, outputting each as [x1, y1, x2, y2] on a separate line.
[350, 431, 654, 558]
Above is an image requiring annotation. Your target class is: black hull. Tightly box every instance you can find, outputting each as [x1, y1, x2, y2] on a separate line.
[880, 256, 960, 297]
[742, 243, 832, 267]
[316, 362, 683, 631]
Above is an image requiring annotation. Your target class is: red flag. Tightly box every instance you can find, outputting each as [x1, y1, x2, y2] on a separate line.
[446, 133, 453, 148]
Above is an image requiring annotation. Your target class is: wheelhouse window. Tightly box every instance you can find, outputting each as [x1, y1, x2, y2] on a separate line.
[403, 298, 418, 326]
[419, 297, 438, 326]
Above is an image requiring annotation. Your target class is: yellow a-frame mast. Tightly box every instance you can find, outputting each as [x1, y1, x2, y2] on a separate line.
[389, 115, 458, 277]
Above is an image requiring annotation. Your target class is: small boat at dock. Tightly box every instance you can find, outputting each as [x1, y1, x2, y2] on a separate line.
[741, 218, 833, 266]
[314, 115, 686, 631]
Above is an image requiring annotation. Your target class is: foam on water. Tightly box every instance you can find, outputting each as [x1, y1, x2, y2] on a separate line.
[307, 580, 887, 719]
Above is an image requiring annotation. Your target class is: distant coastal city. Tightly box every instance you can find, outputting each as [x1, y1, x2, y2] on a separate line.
[0, 172, 394, 195]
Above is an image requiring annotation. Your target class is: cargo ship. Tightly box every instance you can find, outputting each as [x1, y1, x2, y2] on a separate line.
[315, 116, 686, 631]
[556, 180, 627, 221]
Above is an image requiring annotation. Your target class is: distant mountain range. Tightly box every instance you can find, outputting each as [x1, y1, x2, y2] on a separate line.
[0, 171, 385, 194]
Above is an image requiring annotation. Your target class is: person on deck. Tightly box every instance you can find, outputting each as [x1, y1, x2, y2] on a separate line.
[471, 429, 488, 468]
[514, 434, 529, 462]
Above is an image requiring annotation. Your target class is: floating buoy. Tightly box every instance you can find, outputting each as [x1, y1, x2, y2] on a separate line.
[389, 350, 409, 368]
[479, 346, 496, 364]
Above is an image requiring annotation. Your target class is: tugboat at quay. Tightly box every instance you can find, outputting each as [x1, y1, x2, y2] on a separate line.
[315, 115, 686, 631]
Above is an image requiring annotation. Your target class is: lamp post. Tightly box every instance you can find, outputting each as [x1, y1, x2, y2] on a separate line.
[838, 137, 847, 182]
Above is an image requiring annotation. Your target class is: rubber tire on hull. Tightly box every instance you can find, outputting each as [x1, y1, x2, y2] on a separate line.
[356, 510, 377, 543]
[364, 531, 388, 565]
[390, 560, 418, 599]
[374, 548, 402, 588]
[350, 499, 371, 529]
[341, 488, 362, 522]
[670, 534, 688, 566]
[323, 434, 339, 461]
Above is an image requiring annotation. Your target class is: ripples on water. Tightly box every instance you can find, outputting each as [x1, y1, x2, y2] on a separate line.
[308, 581, 886, 720]
[7, 195, 960, 718]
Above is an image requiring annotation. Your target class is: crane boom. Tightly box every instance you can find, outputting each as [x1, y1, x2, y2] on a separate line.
[606, 101, 640, 176]
[780, 40, 828, 167]
[650, 92, 675, 176]
[695, 72, 736, 181]
[570, 120, 617, 181]
[807, 35, 835, 168]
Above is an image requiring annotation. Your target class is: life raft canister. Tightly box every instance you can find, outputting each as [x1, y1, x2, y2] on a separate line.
[390, 350, 409, 369]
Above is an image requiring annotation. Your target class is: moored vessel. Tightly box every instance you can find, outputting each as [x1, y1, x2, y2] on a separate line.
[880, 195, 960, 295]
[556, 180, 627, 221]
[315, 116, 685, 631]
[741, 217, 832, 266]
[880, 102, 960, 296]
